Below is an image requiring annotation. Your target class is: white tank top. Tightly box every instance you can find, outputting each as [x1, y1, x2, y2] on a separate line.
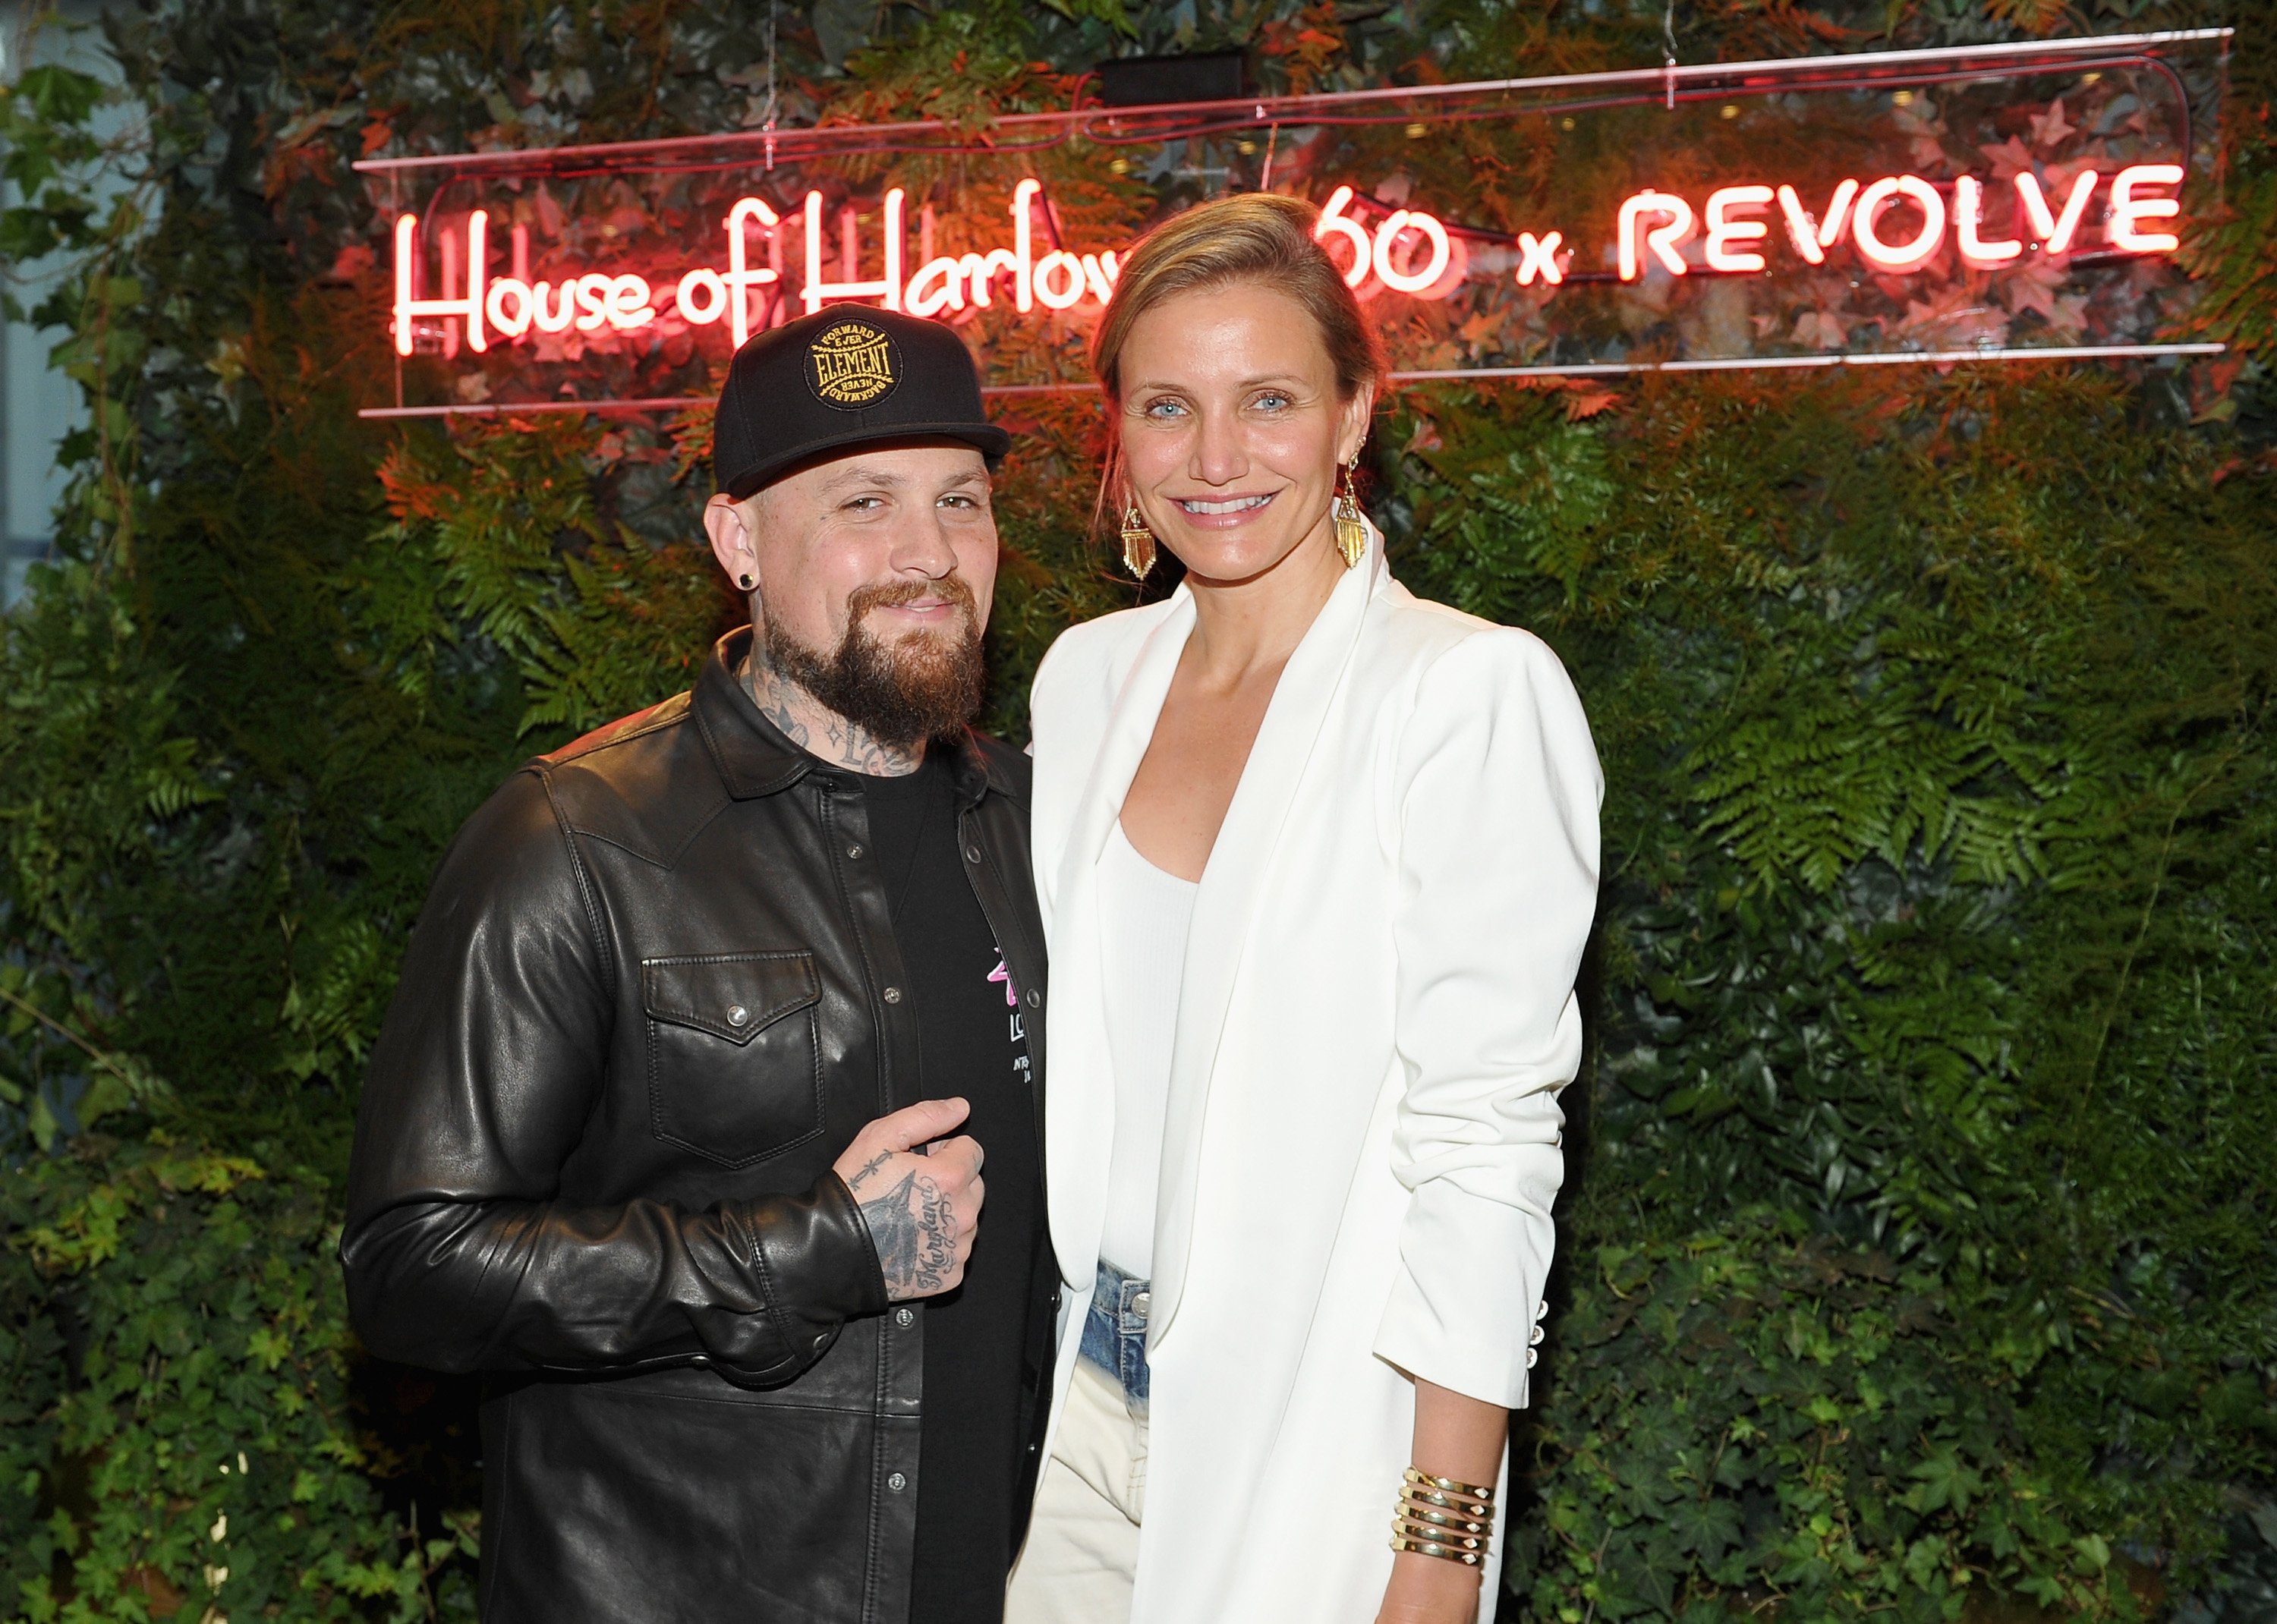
[1096, 819, 1199, 1280]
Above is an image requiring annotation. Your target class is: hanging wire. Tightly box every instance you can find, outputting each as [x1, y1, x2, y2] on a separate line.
[1663, 0, 1678, 110]
[352, 37, 2195, 181]
[764, 0, 779, 170]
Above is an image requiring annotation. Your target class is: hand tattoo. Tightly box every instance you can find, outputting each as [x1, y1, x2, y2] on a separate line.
[855, 1169, 959, 1299]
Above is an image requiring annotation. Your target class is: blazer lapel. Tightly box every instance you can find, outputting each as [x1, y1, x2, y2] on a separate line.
[1150, 531, 1388, 1346]
[1055, 592, 1198, 907]
[1045, 592, 1197, 1287]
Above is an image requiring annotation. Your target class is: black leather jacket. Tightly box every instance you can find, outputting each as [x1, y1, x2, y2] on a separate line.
[340, 630, 1051, 1624]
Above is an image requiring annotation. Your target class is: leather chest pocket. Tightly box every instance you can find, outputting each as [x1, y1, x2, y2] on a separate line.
[642, 952, 824, 1168]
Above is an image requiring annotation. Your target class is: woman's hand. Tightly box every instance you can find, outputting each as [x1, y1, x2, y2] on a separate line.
[1375, 1550, 1484, 1624]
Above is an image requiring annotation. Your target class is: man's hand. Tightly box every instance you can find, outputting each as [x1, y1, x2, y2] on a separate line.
[832, 1099, 985, 1302]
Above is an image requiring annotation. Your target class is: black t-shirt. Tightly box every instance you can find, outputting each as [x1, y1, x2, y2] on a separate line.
[857, 754, 1042, 1624]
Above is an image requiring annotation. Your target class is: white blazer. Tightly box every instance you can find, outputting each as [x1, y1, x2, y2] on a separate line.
[1026, 526, 1603, 1622]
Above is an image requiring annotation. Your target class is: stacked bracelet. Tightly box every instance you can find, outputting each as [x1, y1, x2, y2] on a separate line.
[1389, 1467, 1496, 1567]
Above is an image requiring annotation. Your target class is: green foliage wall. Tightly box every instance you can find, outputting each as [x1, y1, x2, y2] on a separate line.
[2, 1138, 477, 1622]
[1, 2, 2272, 1620]
[1391, 368, 2277, 1614]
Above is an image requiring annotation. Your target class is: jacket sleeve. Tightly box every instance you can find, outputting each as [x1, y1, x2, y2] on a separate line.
[1372, 628, 1603, 1410]
[339, 768, 887, 1386]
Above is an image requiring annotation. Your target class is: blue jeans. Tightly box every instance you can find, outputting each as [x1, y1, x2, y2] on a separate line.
[1079, 1260, 1151, 1412]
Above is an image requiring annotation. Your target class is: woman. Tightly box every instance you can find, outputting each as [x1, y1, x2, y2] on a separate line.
[1006, 194, 1601, 1624]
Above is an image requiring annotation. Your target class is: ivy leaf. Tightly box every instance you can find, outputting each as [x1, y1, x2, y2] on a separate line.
[1666, 1494, 1743, 1562]
[1906, 1446, 1983, 1515]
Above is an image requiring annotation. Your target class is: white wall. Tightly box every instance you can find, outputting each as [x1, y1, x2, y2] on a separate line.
[2, 2, 124, 608]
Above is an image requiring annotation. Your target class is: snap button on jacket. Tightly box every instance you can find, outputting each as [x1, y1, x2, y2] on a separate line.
[340, 629, 1050, 1624]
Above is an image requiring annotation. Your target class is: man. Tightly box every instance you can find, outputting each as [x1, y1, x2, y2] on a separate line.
[341, 307, 1054, 1624]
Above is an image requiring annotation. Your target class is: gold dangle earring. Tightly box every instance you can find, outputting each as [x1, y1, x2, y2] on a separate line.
[1332, 454, 1368, 569]
[1120, 502, 1157, 581]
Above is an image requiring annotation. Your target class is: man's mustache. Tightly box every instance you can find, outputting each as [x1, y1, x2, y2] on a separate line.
[847, 576, 979, 627]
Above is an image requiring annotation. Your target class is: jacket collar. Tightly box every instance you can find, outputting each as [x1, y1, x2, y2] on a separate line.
[693, 627, 1007, 807]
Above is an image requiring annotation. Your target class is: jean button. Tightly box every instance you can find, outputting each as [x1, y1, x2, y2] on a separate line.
[887, 1472, 907, 1492]
[896, 1307, 915, 1329]
[1131, 1290, 1151, 1318]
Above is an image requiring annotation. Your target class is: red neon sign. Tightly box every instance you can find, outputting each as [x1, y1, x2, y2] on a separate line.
[1612, 164, 2181, 282]
[392, 162, 2184, 360]
[361, 32, 2225, 407]
[391, 178, 1473, 357]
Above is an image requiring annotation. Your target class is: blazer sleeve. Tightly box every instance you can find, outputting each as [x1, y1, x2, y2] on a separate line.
[1372, 628, 1602, 1408]
[339, 768, 886, 1387]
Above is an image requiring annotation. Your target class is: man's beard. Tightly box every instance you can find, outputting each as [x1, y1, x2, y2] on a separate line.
[761, 578, 988, 753]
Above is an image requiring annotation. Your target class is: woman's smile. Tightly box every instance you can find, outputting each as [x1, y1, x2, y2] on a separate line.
[1172, 491, 1278, 525]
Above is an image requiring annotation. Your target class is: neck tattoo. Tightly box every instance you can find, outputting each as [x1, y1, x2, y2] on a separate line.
[739, 650, 924, 777]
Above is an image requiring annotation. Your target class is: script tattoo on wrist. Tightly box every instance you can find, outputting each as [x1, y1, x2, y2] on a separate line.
[849, 1161, 958, 1299]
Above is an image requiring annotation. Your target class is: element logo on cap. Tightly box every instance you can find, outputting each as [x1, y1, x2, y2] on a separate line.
[806, 319, 899, 409]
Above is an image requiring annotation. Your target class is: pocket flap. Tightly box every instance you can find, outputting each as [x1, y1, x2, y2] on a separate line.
[641, 952, 821, 1046]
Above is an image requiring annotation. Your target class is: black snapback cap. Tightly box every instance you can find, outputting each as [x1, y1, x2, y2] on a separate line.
[713, 306, 1012, 499]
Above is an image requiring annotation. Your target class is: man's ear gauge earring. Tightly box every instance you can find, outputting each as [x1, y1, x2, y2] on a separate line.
[736, 572, 757, 591]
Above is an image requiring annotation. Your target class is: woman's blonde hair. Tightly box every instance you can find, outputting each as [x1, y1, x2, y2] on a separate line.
[1090, 193, 1388, 403]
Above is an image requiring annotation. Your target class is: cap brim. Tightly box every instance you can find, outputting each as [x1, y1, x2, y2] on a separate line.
[723, 420, 1015, 500]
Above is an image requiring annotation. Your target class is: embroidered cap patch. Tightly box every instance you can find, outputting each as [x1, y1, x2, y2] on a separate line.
[805, 319, 900, 408]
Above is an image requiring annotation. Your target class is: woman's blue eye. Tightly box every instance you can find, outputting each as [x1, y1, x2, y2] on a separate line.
[1143, 398, 1187, 419]
[1254, 392, 1291, 410]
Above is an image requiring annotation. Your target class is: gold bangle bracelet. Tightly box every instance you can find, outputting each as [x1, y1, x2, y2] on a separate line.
[1399, 1484, 1492, 1519]
[1405, 1466, 1496, 1503]
[1395, 1502, 1489, 1537]
[1390, 1534, 1486, 1568]
[1403, 1484, 1494, 1521]
[1394, 1515, 1487, 1550]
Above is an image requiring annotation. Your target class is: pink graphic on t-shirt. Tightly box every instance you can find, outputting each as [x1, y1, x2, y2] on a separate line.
[987, 957, 1019, 1008]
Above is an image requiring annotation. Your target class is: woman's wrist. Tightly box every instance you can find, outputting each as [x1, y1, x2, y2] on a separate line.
[1378, 1380, 1508, 1624]
[1390, 1466, 1493, 1564]
[1378, 1548, 1484, 1624]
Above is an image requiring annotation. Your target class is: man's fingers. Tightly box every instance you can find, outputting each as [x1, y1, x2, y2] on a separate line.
[866, 1097, 970, 1154]
[931, 1134, 984, 1181]
[834, 1100, 972, 1188]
